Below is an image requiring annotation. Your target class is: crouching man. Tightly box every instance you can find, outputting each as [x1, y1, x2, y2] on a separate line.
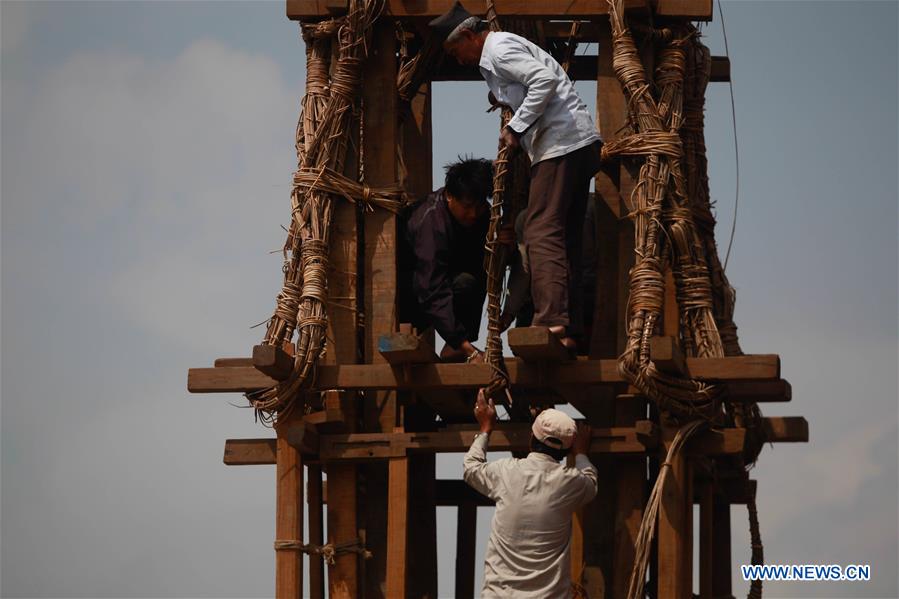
[463, 391, 597, 597]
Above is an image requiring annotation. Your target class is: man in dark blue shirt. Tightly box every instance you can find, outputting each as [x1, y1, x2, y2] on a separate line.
[399, 157, 495, 362]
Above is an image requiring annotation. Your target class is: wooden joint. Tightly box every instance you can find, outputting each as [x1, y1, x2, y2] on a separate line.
[650, 335, 688, 376]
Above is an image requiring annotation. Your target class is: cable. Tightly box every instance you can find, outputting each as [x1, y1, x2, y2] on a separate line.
[718, 0, 740, 271]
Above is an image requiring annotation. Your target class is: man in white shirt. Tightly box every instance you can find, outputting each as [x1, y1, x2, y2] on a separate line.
[431, 2, 603, 351]
[464, 391, 597, 598]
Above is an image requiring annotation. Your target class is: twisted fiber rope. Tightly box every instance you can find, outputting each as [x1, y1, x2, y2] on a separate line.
[480, 0, 518, 406]
[747, 483, 764, 599]
[625, 420, 707, 599]
[274, 538, 372, 565]
[249, 0, 387, 424]
[607, 0, 725, 422]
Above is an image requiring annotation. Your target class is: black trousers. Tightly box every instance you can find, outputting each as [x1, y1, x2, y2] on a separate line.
[399, 271, 486, 344]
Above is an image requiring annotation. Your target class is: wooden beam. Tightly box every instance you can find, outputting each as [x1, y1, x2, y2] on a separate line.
[283, 420, 321, 454]
[434, 54, 730, 83]
[508, 326, 573, 362]
[711, 493, 733, 597]
[223, 438, 276, 465]
[455, 502, 477, 599]
[286, 0, 711, 20]
[188, 355, 782, 392]
[318, 424, 658, 459]
[761, 416, 808, 443]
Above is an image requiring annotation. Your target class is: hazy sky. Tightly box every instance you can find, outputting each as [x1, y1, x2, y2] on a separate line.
[2, 1, 897, 598]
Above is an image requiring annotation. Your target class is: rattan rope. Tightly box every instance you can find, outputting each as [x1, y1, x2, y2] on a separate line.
[250, 0, 388, 424]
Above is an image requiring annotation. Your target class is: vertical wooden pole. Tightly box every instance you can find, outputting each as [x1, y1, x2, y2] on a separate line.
[699, 482, 714, 599]
[307, 464, 325, 599]
[386, 453, 410, 597]
[658, 450, 692, 598]
[275, 416, 304, 599]
[455, 502, 477, 599]
[711, 494, 733, 598]
[361, 21, 400, 598]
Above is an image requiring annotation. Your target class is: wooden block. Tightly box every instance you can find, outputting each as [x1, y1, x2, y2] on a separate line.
[283, 421, 320, 454]
[650, 335, 687, 375]
[710, 56, 730, 82]
[653, 0, 713, 19]
[727, 379, 790, 402]
[508, 327, 573, 362]
[214, 357, 254, 367]
[378, 332, 437, 365]
[761, 416, 808, 442]
[252, 344, 294, 380]
[223, 438, 277, 465]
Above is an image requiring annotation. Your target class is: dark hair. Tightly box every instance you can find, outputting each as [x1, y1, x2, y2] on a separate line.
[444, 156, 493, 204]
[529, 436, 569, 462]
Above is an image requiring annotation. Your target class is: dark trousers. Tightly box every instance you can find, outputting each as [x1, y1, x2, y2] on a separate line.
[524, 141, 602, 338]
[450, 272, 486, 343]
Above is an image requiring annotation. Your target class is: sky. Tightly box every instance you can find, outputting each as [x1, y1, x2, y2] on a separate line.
[1, 1, 897, 598]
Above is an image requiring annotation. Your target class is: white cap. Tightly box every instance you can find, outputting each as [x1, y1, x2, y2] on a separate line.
[531, 409, 577, 450]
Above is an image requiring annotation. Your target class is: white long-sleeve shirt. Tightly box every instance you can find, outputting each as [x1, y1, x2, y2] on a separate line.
[463, 432, 599, 598]
[478, 31, 601, 165]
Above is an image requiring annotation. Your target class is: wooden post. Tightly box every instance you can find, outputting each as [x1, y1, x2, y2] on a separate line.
[385, 454, 410, 597]
[455, 502, 477, 599]
[658, 449, 692, 598]
[712, 494, 733, 598]
[361, 20, 400, 598]
[307, 464, 325, 599]
[699, 482, 714, 598]
[275, 415, 304, 599]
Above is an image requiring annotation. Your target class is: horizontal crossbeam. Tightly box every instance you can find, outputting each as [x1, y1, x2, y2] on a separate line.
[189, 354, 782, 392]
[286, 0, 716, 21]
[434, 55, 730, 83]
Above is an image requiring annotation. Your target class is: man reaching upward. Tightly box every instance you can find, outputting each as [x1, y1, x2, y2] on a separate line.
[464, 392, 597, 597]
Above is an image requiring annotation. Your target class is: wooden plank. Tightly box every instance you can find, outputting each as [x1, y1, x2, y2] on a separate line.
[253, 344, 294, 380]
[223, 438, 276, 465]
[761, 416, 808, 442]
[455, 502, 477, 599]
[680, 427, 746, 456]
[275, 418, 304, 599]
[188, 355, 782, 392]
[286, 0, 709, 20]
[508, 326, 573, 362]
[307, 465, 325, 599]
[658, 448, 691, 598]
[385, 455, 409, 597]
[650, 335, 687, 376]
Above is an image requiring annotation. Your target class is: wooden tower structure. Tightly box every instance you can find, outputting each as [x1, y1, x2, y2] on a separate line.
[187, 1, 809, 597]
